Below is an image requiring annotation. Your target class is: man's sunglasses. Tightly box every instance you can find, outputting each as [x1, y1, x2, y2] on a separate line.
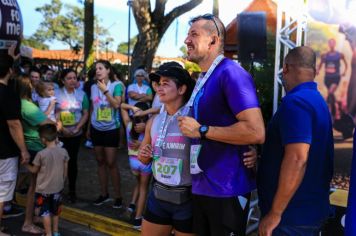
[192, 14, 221, 37]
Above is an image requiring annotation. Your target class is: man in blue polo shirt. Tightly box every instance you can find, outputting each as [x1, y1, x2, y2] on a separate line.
[258, 46, 334, 236]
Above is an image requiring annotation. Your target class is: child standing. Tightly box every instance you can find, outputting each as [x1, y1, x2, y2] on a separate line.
[36, 81, 57, 122]
[24, 124, 69, 236]
[121, 102, 152, 230]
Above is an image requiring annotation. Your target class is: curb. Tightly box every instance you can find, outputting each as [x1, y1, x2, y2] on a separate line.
[16, 194, 140, 236]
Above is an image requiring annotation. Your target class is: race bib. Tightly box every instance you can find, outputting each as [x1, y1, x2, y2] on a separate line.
[60, 111, 76, 126]
[153, 157, 182, 186]
[190, 144, 203, 174]
[97, 107, 112, 121]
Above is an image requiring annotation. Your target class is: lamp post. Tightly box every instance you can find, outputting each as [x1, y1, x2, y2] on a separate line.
[127, 0, 134, 80]
[127, 0, 133, 81]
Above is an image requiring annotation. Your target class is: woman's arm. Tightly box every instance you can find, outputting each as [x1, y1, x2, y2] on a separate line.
[120, 103, 134, 127]
[96, 80, 122, 109]
[137, 116, 154, 164]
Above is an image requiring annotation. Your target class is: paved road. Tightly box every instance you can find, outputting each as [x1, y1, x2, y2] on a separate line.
[2, 213, 108, 236]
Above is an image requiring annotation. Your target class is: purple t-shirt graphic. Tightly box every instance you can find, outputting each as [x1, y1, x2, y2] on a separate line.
[192, 58, 259, 197]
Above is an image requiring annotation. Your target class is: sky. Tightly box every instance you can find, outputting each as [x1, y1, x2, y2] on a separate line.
[17, 0, 252, 57]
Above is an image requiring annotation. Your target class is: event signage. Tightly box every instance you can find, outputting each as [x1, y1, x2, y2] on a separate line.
[0, 0, 23, 51]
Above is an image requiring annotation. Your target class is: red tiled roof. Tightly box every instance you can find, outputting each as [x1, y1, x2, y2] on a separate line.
[32, 48, 129, 64]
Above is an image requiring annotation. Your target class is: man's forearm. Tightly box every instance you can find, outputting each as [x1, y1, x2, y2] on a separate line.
[206, 108, 265, 145]
[137, 95, 152, 102]
[7, 120, 28, 153]
[207, 122, 265, 145]
[270, 144, 309, 215]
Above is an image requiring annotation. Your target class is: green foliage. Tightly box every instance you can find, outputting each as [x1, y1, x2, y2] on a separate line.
[117, 36, 138, 55]
[179, 45, 187, 57]
[184, 61, 201, 73]
[31, 0, 111, 51]
[252, 61, 274, 124]
[22, 37, 49, 50]
[240, 31, 275, 124]
[112, 63, 129, 84]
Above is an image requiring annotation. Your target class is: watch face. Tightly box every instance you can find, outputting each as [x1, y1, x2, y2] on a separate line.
[200, 125, 208, 133]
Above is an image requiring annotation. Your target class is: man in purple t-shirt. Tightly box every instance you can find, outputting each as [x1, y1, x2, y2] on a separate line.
[178, 14, 265, 235]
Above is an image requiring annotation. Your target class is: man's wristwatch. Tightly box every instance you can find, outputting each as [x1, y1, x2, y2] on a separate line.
[199, 125, 209, 140]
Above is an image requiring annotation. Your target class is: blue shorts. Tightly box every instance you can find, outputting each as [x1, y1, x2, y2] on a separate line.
[273, 224, 323, 236]
[144, 189, 193, 233]
[129, 156, 152, 176]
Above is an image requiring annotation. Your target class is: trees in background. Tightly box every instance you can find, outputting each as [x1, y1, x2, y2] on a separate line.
[117, 36, 138, 55]
[130, 0, 203, 74]
[22, 0, 111, 54]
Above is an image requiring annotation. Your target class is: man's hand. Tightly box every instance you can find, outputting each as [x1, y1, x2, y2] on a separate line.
[177, 116, 201, 138]
[20, 151, 30, 165]
[259, 211, 281, 236]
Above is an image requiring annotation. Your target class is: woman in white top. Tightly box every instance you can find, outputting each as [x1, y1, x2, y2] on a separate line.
[127, 69, 153, 106]
[88, 60, 123, 208]
[56, 68, 89, 203]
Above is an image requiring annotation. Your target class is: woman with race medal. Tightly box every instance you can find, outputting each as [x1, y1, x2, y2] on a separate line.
[56, 68, 89, 203]
[88, 60, 124, 208]
[138, 66, 196, 236]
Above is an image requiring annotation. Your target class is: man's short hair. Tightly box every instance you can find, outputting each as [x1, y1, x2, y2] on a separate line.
[29, 66, 41, 76]
[38, 124, 58, 142]
[0, 55, 14, 78]
[189, 14, 226, 47]
[285, 46, 316, 72]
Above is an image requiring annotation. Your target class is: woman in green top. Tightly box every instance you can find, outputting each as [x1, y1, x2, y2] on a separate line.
[15, 75, 54, 234]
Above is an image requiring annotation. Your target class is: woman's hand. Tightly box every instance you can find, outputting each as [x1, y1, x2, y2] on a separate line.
[96, 80, 107, 93]
[62, 127, 72, 136]
[8, 42, 20, 60]
[71, 126, 80, 135]
[243, 145, 258, 168]
[138, 144, 153, 164]
[131, 140, 141, 150]
[132, 106, 141, 114]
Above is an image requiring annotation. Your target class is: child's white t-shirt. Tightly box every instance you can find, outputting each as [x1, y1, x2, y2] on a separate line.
[38, 96, 56, 122]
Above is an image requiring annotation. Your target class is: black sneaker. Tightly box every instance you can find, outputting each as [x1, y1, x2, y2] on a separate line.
[2, 206, 24, 219]
[133, 217, 142, 230]
[113, 198, 123, 209]
[127, 203, 136, 213]
[93, 195, 110, 206]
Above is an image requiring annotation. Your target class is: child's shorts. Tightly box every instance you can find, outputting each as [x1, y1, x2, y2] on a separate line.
[129, 156, 152, 176]
[35, 191, 63, 217]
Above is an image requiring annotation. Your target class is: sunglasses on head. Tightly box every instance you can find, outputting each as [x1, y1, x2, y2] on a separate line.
[195, 14, 221, 37]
